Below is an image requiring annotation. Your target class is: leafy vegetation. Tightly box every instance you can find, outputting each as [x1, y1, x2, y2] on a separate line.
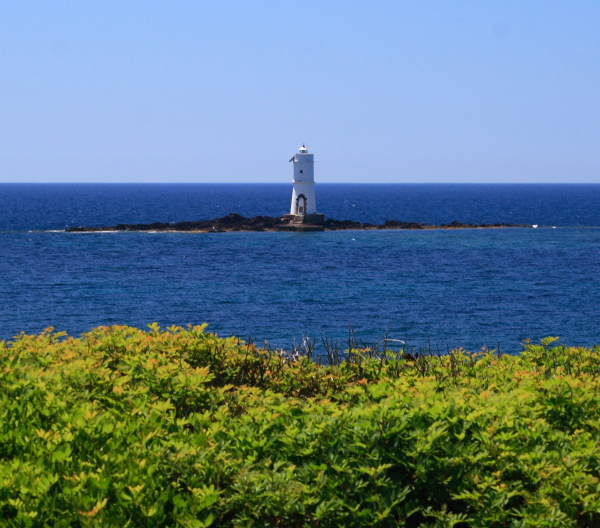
[1, 324, 600, 527]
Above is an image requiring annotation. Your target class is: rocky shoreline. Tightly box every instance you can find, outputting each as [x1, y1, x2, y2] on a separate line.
[66, 213, 529, 233]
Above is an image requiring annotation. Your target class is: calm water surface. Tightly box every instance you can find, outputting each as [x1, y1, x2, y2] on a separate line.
[1, 184, 599, 352]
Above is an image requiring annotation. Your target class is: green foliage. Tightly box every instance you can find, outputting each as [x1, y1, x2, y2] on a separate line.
[1, 324, 600, 526]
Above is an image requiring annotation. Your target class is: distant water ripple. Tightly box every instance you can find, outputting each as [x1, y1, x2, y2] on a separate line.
[1, 184, 599, 351]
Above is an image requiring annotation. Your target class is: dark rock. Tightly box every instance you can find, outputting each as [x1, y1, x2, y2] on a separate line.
[65, 214, 529, 233]
[383, 220, 424, 229]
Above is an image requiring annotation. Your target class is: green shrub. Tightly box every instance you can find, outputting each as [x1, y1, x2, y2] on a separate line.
[1, 325, 600, 526]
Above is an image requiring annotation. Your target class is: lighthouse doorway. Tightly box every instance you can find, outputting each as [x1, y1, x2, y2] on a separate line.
[296, 194, 307, 215]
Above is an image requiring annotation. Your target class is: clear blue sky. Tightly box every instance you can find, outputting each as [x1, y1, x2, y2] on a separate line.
[1, 1, 599, 183]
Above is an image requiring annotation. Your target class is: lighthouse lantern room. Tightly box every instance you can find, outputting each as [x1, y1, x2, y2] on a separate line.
[286, 144, 324, 225]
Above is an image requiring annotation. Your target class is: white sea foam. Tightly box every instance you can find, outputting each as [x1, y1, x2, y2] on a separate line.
[70, 230, 121, 233]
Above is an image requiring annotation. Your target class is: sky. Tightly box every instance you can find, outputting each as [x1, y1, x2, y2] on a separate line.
[0, 1, 599, 183]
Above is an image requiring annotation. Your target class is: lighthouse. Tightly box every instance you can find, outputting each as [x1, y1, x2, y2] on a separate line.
[286, 144, 324, 225]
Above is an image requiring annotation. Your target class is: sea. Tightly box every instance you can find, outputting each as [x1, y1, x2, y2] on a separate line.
[1, 183, 600, 354]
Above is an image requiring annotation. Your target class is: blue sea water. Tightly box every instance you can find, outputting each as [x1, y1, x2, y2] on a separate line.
[1, 183, 600, 352]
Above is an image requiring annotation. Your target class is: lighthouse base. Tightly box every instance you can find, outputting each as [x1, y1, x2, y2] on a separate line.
[277, 224, 325, 232]
[282, 213, 325, 225]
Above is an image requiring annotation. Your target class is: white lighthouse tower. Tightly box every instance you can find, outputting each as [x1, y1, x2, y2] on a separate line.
[286, 144, 324, 224]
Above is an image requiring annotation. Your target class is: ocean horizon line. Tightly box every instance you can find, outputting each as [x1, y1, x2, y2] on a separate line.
[2, 181, 600, 186]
